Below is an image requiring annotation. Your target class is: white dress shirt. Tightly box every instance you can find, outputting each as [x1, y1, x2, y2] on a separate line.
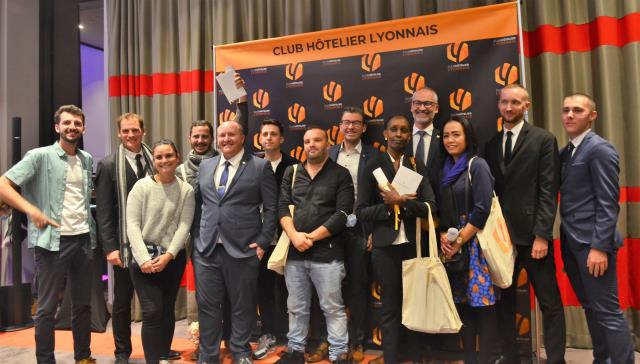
[388, 153, 409, 245]
[502, 120, 525, 156]
[215, 149, 245, 189]
[569, 128, 591, 157]
[412, 123, 434, 163]
[336, 140, 362, 196]
[124, 147, 148, 177]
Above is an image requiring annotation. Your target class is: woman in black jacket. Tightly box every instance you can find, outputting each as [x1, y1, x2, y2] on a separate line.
[355, 114, 437, 364]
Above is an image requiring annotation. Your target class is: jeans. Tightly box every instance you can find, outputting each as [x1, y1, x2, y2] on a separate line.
[284, 259, 348, 361]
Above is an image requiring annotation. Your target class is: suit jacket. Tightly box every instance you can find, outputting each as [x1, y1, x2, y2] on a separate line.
[355, 153, 436, 248]
[560, 131, 622, 252]
[484, 122, 560, 246]
[192, 151, 278, 258]
[95, 152, 139, 255]
[328, 142, 382, 187]
[405, 128, 441, 193]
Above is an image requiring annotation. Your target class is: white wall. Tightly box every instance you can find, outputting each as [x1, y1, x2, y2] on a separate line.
[81, 44, 109, 166]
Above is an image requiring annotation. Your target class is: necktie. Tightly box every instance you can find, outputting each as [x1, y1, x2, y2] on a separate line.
[567, 142, 575, 159]
[504, 131, 513, 165]
[415, 130, 426, 167]
[217, 161, 230, 198]
[135, 154, 145, 179]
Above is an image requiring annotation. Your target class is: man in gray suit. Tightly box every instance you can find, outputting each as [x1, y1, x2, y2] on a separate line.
[192, 120, 278, 364]
[559, 93, 634, 363]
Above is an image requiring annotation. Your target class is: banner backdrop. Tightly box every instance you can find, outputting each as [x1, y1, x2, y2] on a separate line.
[215, 1, 527, 356]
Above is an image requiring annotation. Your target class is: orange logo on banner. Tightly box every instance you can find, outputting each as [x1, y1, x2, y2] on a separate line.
[285, 63, 303, 81]
[517, 267, 528, 288]
[497, 117, 504, 132]
[253, 133, 262, 151]
[371, 282, 382, 301]
[363, 96, 384, 118]
[449, 88, 472, 111]
[218, 109, 236, 123]
[288, 103, 306, 124]
[290, 146, 307, 162]
[516, 313, 530, 336]
[326, 126, 344, 146]
[361, 53, 381, 72]
[372, 141, 387, 153]
[372, 328, 382, 346]
[323, 81, 343, 102]
[495, 62, 519, 86]
[447, 42, 469, 63]
[403, 72, 426, 95]
[252, 89, 270, 109]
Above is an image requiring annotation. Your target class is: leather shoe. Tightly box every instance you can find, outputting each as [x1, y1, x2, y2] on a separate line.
[160, 349, 182, 360]
[349, 344, 365, 362]
[75, 358, 97, 364]
[368, 354, 384, 364]
[114, 356, 129, 364]
[306, 341, 329, 363]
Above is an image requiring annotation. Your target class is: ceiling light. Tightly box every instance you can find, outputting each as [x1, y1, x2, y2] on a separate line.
[78, 24, 84, 30]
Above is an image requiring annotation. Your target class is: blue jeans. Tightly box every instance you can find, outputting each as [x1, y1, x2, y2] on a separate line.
[284, 259, 348, 361]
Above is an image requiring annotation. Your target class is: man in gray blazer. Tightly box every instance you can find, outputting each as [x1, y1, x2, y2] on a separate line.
[559, 93, 634, 363]
[192, 120, 278, 364]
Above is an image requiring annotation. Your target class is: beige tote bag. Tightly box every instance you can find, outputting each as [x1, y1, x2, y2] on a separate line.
[267, 164, 298, 275]
[402, 203, 462, 334]
[468, 157, 516, 289]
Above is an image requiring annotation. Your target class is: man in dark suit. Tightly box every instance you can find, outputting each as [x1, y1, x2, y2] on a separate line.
[192, 120, 278, 364]
[407, 87, 441, 189]
[327, 106, 380, 362]
[485, 84, 565, 364]
[95, 113, 163, 364]
[559, 93, 634, 363]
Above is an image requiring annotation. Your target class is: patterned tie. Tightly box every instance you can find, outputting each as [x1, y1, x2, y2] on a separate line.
[415, 130, 426, 167]
[217, 161, 230, 198]
[135, 154, 145, 179]
[504, 131, 513, 165]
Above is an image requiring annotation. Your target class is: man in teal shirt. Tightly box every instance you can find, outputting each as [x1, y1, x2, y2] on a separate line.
[0, 105, 97, 364]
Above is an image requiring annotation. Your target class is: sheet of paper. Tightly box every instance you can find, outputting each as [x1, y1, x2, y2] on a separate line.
[215, 66, 247, 103]
[372, 168, 389, 185]
[391, 165, 423, 195]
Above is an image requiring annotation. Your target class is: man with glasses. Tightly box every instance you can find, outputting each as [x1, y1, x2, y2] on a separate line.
[408, 87, 441, 190]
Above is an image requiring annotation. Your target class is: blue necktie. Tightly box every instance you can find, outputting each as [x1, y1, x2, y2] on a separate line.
[217, 161, 230, 198]
[415, 130, 426, 167]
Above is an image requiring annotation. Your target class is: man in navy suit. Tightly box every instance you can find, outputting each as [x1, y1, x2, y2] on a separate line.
[192, 120, 278, 364]
[407, 87, 441, 190]
[559, 93, 634, 363]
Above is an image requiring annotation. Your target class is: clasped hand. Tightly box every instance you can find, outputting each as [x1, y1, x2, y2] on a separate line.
[291, 231, 314, 252]
[140, 253, 172, 274]
[379, 184, 416, 206]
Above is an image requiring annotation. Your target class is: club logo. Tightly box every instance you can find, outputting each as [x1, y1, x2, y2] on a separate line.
[372, 141, 387, 153]
[497, 117, 504, 132]
[363, 96, 384, 118]
[253, 133, 262, 151]
[516, 313, 530, 336]
[218, 109, 236, 123]
[446, 42, 469, 63]
[361, 53, 381, 72]
[495, 63, 519, 86]
[290, 146, 307, 162]
[371, 281, 381, 301]
[252, 89, 270, 109]
[288, 103, 306, 124]
[285, 63, 303, 81]
[372, 327, 382, 346]
[322, 81, 342, 102]
[326, 125, 344, 146]
[403, 72, 426, 95]
[449, 88, 472, 112]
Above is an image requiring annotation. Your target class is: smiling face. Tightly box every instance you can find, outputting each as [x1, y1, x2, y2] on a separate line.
[303, 128, 329, 163]
[339, 112, 366, 145]
[217, 121, 245, 159]
[55, 112, 85, 144]
[117, 117, 145, 153]
[189, 125, 213, 155]
[410, 88, 439, 129]
[498, 86, 530, 126]
[562, 95, 597, 139]
[152, 143, 179, 176]
[259, 124, 284, 153]
[442, 120, 467, 158]
[383, 116, 412, 153]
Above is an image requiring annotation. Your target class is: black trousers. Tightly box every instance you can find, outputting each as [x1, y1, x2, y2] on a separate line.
[130, 250, 186, 363]
[458, 304, 496, 364]
[372, 243, 425, 364]
[34, 233, 93, 364]
[111, 264, 135, 359]
[343, 227, 369, 346]
[496, 243, 566, 363]
[561, 234, 634, 364]
[194, 245, 260, 363]
[257, 244, 288, 339]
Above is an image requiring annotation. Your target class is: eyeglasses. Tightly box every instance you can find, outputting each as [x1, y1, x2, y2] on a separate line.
[412, 100, 437, 108]
[340, 120, 364, 127]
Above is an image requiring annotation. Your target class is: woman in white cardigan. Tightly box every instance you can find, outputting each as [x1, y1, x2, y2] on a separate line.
[126, 139, 195, 364]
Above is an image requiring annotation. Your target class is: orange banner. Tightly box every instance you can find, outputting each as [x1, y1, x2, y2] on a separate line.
[215, 2, 518, 72]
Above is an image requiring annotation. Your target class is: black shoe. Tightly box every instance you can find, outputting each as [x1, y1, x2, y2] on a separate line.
[275, 350, 305, 364]
[114, 356, 129, 364]
[160, 349, 181, 360]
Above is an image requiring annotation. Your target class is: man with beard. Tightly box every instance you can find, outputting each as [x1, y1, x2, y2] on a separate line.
[276, 127, 354, 364]
[0, 105, 97, 364]
[485, 84, 565, 364]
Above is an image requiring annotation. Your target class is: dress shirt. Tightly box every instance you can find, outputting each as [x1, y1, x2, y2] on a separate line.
[124, 147, 148, 177]
[336, 140, 362, 195]
[502, 120, 525, 156]
[387, 153, 409, 245]
[569, 128, 591, 157]
[412, 123, 433, 163]
[269, 156, 282, 174]
[215, 149, 244, 189]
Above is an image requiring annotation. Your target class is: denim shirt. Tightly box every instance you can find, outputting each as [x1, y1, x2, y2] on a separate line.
[3, 142, 97, 251]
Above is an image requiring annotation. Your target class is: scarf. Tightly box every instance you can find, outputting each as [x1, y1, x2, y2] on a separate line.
[115, 143, 153, 268]
[177, 148, 217, 185]
[440, 152, 468, 189]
